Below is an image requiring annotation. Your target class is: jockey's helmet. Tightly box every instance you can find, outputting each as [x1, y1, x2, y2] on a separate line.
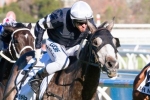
[2, 17, 17, 26]
[70, 1, 93, 26]
[6, 11, 16, 21]
[2, 11, 17, 26]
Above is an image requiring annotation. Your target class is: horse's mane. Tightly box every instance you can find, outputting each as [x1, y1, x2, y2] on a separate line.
[13, 23, 26, 28]
[97, 21, 108, 29]
[98, 17, 115, 30]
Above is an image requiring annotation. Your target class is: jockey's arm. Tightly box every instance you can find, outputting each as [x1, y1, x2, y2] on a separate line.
[34, 9, 64, 49]
[34, 9, 64, 60]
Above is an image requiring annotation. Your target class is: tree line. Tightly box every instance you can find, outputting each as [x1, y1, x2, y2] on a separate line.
[0, 0, 63, 23]
[0, 0, 150, 24]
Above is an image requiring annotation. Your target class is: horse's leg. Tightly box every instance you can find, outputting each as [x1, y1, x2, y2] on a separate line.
[0, 82, 5, 100]
[0, 58, 6, 83]
[3, 65, 19, 100]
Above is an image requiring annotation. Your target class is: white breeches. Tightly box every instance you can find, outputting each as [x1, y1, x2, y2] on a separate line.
[45, 39, 79, 75]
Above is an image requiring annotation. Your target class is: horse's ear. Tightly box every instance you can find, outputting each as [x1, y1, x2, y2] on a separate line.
[87, 20, 97, 34]
[114, 37, 120, 47]
[97, 21, 108, 29]
[106, 17, 115, 31]
[27, 23, 32, 29]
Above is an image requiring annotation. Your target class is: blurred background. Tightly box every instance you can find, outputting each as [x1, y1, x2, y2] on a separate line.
[1, 0, 150, 100]
[0, 0, 150, 23]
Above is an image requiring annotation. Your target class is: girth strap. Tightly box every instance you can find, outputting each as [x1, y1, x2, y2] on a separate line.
[46, 91, 63, 100]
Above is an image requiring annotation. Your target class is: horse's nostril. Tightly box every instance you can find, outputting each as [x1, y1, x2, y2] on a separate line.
[113, 69, 116, 72]
[108, 62, 112, 67]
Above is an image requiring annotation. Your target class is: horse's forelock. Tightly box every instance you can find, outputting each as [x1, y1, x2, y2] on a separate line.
[97, 21, 108, 29]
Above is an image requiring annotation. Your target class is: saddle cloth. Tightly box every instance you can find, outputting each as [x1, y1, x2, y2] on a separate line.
[137, 67, 150, 95]
[15, 52, 54, 100]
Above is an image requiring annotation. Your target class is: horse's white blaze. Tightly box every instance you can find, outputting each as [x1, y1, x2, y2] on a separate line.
[97, 44, 117, 67]
[25, 33, 28, 39]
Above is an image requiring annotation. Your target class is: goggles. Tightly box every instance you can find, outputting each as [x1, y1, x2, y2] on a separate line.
[73, 19, 87, 26]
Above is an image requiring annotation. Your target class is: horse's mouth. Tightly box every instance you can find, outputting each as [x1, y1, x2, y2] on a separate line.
[102, 65, 118, 78]
[104, 61, 119, 78]
[107, 70, 117, 78]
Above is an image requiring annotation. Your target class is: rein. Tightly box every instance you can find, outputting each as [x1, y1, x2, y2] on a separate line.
[77, 28, 118, 76]
[2, 63, 35, 100]
[76, 38, 101, 81]
[77, 39, 100, 68]
[0, 28, 34, 63]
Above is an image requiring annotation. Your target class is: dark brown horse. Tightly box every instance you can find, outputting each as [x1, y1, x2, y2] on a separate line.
[0, 23, 35, 100]
[133, 63, 150, 100]
[4, 18, 120, 100]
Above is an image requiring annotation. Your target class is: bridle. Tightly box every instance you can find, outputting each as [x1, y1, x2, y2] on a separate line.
[0, 28, 34, 63]
[77, 39, 101, 68]
[77, 28, 119, 75]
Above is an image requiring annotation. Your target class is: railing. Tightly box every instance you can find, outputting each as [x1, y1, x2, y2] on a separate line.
[22, 23, 150, 46]
[118, 44, 150, 69]
[97, 70, 140, 100]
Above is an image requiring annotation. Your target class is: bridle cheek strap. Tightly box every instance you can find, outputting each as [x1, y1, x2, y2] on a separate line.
[0, 28, 34, 63]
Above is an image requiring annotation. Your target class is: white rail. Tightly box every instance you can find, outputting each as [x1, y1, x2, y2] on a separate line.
[98, 70, 139, 100]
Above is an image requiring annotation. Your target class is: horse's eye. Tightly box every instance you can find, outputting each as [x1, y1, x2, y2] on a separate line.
[93, 39, 98, 46]
[93, 37, 102, 47]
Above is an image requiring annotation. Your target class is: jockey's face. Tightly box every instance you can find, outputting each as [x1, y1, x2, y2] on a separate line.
[75, 22, 87, 33]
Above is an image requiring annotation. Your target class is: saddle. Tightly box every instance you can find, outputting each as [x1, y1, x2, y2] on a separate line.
[15, 50, 78, 100]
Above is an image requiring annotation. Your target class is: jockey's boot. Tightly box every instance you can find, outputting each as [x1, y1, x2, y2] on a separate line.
[28, 68, 49, 93]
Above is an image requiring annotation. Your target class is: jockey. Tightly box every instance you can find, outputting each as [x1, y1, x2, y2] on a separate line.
[0, 11, 17, 82]
[0, 11, 17, 50]
[29, 1, 96, 93]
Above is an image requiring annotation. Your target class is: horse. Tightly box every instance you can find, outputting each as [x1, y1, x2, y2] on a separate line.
[133, 62, 150, 100]
[3, 18, 120, 100]
[0, 23, 35, 100]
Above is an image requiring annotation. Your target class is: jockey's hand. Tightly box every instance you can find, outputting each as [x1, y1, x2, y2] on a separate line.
[35, 49, 42, 61]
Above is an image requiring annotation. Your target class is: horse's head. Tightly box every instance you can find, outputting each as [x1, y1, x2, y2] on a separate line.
[7, 23, 35, 59]
[87, 17, 120, 78]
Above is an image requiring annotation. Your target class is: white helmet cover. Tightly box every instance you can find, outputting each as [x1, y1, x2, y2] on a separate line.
[70, 1, 93, 20]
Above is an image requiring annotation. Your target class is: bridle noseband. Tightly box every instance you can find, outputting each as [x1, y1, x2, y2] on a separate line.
[78, 28, 119, 75]
[0, 28, 34, 63]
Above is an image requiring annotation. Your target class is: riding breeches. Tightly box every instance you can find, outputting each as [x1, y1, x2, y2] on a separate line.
[45, 39, 79, 75]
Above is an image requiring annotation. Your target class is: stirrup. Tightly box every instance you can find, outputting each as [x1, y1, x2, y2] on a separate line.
[28, 79, 41, 93]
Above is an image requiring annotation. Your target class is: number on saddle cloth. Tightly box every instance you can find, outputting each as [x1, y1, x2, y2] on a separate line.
[137, 67, 150, 95]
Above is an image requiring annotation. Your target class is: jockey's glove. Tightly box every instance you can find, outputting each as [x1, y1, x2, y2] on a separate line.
[35, 49, 42, 61]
